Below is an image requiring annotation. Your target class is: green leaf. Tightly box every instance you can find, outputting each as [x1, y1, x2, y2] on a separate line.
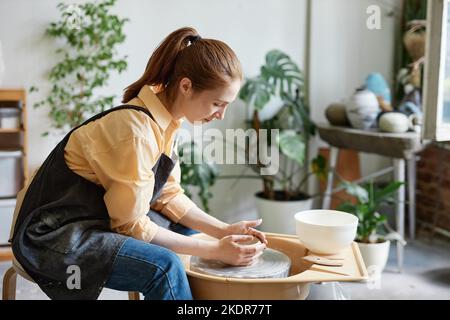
[238, 49, 305, 114]
[261, 49, 304, 96]
[29, 86, 39, 93]
[337, 180, 404, 241]
[30, 0, 129, 134]
[239, 76, 273, 111]
[336, 201, 357, 214]
[340, 181, 369, 203]
[178, 141, 219, 212]
[311, 155, 327, 179]
[374, 181, 403, 203]
[277, 130, 305, 165]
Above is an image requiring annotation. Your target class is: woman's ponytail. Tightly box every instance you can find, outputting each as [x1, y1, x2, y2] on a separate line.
[122, 27, 198, 103]
[123, 26, 242, 104]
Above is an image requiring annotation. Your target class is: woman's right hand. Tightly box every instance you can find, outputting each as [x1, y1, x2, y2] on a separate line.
[210, 235, 266, 266]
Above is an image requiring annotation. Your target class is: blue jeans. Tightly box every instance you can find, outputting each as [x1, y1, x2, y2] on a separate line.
[104, 212, 199, 300]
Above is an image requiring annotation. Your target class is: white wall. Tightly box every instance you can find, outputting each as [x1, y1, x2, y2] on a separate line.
[309, 0, 402, 178]
[0, 0, 307, 225]
[0, 0, 402, 231]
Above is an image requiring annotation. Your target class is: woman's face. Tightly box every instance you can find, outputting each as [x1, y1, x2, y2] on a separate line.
[179, 77, 241, 124]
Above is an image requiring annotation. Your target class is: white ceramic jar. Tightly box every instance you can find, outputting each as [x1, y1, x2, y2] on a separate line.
[255, 194, 314, 235]
[346, 87, 380, 130]
[379, 112, 414, 133]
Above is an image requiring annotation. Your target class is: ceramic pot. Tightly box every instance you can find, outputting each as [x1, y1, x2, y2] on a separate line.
[325, 103, 350, 126]
[346, 87, 379, 130]
[294, 210, 358, 255]
[255, 192, 313, 235]
[365, 73, 391, 103]
[378, 112, 420, 133]
[357, 240, 390, 279]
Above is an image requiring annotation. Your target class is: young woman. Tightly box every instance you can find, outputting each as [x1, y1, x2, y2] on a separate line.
[9, 27, 267, 300]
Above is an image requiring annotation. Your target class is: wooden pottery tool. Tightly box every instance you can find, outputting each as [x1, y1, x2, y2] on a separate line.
[302, 254, 344, 267]
[309, 266, 351, 277]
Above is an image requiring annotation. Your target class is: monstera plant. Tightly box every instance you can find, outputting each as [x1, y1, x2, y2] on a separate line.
[238, 49, 325, 234]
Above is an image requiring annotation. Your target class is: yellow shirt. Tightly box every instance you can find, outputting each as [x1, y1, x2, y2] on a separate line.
[10, 85, 197, 243]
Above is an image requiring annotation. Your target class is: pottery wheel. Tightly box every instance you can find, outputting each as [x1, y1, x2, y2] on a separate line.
[190, 248, 291, 279]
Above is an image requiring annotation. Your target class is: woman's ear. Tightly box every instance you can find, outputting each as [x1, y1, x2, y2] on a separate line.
[179, 77, 193, 97]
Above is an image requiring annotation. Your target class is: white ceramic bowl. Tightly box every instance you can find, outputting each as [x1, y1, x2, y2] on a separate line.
[294, 210, 358, 255]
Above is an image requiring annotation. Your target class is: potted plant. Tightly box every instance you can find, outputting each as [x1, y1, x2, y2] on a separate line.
[179, 141, 219, 213]
[30, 0, 129, 136]
[238, 49, 326, 234]
[337, 181, 405, 278]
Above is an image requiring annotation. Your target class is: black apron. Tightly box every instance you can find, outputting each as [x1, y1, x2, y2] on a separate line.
[10, 105, 179, 300]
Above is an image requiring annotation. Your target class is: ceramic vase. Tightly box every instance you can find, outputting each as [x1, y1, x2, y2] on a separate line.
[346, 87, 379, 130]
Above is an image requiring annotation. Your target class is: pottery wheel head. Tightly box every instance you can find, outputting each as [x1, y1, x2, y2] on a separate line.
[190, 248, 291, 279]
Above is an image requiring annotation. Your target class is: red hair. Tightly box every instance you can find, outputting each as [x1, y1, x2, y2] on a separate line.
[123, 27, 243, 104]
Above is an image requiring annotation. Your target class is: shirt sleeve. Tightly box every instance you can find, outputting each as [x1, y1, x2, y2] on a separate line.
[86, 136, 160, 242]
[150, 155, 199, 223]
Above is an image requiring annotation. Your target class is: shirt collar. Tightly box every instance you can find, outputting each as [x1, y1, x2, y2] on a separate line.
[137, 85, 181, 131]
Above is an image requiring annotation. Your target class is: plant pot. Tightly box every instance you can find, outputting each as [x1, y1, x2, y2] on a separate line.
[254, 192, 313, 235]
[357, 240, 390, 279]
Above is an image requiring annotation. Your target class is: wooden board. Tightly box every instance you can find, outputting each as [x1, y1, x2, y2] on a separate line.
[317, 124, 425, 159]
[179, 233, 368, 284]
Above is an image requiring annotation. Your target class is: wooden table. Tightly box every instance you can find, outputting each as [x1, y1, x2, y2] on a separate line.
[317, 124, 427, 271]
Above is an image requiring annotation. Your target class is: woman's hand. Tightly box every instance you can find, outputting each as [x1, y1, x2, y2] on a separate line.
[209, 235, 266, 266]
[223, 219, 268, 245]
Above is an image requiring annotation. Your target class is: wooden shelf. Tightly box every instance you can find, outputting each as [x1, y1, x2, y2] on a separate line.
[0, 128, 22, 133]
[0, 89, 28, 191]
[0, 147, 23, 153]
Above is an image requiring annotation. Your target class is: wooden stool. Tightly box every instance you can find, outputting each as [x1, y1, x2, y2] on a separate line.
[2, 256, 140, 300]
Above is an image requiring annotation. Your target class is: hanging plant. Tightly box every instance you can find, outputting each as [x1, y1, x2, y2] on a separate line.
[30, 0, 129, 135]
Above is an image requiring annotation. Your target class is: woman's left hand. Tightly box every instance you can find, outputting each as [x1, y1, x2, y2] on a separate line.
[223, 219, 268, 245]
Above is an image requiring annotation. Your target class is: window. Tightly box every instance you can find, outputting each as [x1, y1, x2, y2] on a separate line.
[423, 0, 450, 141]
